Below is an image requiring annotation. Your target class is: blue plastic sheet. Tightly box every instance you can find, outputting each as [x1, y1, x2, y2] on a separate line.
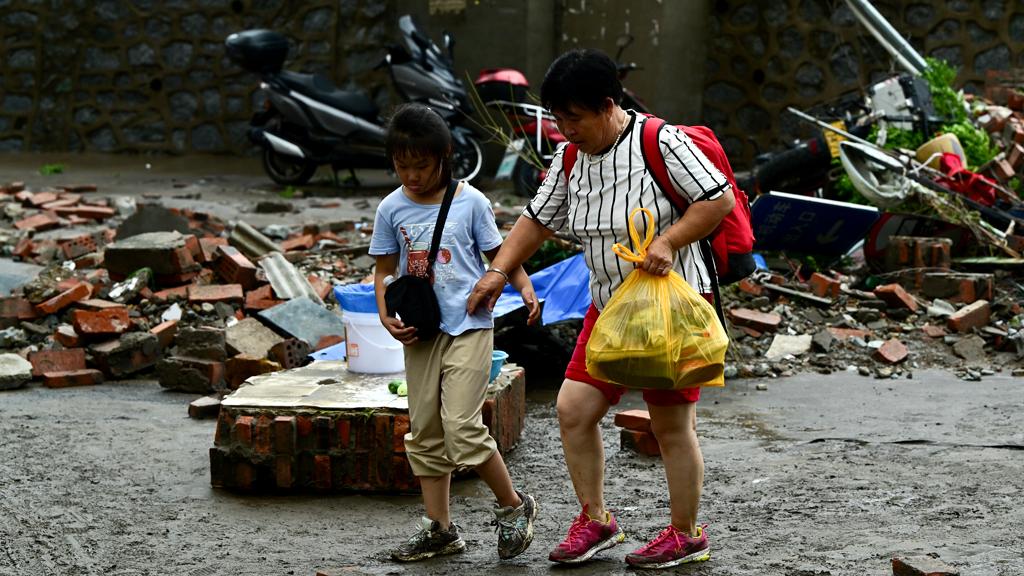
[330, 253, 592, 327]
[493, 253, 591, 324]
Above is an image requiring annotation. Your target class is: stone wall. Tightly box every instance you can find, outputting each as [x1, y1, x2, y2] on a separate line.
[0, 0, 391, 154]
[704, 0, 1024, 167]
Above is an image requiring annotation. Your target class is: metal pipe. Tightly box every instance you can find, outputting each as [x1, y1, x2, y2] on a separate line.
[844, 0, 927, 75]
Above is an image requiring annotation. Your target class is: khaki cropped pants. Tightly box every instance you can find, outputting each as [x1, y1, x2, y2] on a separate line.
[402, 328, 497, 477]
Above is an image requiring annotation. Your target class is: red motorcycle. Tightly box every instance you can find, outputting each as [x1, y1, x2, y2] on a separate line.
[474, 34, 650, 197]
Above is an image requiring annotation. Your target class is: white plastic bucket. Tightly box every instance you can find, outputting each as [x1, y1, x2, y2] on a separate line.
[343, 311, 404, 374]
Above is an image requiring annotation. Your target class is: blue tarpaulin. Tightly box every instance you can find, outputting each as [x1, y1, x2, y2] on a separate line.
[331, 254, 592, 327]
[493, 253, 591, 324]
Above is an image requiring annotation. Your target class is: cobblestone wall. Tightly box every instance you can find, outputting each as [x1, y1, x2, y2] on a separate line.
[704, 0, 1024, 167]
[0, 0, 390, 154]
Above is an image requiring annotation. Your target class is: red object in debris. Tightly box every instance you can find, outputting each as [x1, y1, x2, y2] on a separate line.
[935, 153, 997, 206]
[35, 282, 93, 315]
[42, 368, 105, 388]
[71, 307, 130, 336]
[620, 429, 661, 457]
[613, 409, 652, 433]
[29, 348, 87, 377]
[873, 339, 908, 364]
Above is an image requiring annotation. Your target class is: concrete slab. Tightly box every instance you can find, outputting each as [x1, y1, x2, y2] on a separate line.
[256, 297, 344, 349]
[225, 317, 284, 358]
[221, 360, 405, 410]
[0, 258, 43, 296]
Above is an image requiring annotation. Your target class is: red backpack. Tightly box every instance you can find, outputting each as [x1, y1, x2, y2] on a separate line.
[563, 115, 756, 286]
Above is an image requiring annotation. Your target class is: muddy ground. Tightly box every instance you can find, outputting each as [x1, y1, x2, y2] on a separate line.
[1, 155, 1023, 575]
[2, 370, 1022, 576]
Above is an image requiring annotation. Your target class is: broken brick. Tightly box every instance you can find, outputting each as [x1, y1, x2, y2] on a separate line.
[35, 282, 92, 315]
[54, 324, 81, 347]
[244, 284, 283, 311]
[921, 325, 947, 338]
[26, 191, 59, 207]
[315, 334, 344, 351]
[157, 356, 225, 393]
[54, 205, 116, 220]
[12, 237, 35, 258]
[14, 212, 61, 232]
[188, 396, 222, 419]
[874, 283, 919, 312]
[198, 237, 229, 263]
[89, 332, 161, 378]
[188, 284, 243, 304]
[727, 308, 782, 332]
[873, 339, 908, 364]
[1, 297, 37, 326]
[28, 348, 87, 377]
[59, 235, 98, 260]
[268, 338, 312, 369]
[281, 234, 315, 252]
[152, 285, 189, 302]
[620, 429, 661, 457]
[808, 273, 840, 298]
[150, 319, 178, 350]
[42, 368, 105, 388]
[214, 245, 258, 289]
[225, 354, 282, 389]
[891, 556, 959, 576]
[828, 327, 872, 341]
[77, 298, 123, 311]
[737, 278, 764, 296]
[613, 409, 652, 433]
[71, 307, 130, 337]
[947, 300, 991, 333]
[921, 272, 992, 304]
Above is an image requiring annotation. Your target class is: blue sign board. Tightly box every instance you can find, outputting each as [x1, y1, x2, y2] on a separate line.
[751, 191, 880, 256]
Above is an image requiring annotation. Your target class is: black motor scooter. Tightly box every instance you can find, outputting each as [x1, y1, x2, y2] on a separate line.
[226, 15, 482, 186]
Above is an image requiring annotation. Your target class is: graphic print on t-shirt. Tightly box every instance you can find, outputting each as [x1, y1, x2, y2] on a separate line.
[398, 222, 455, 282]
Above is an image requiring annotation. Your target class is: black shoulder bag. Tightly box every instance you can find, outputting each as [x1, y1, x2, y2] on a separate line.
[384, 179, 458, 341]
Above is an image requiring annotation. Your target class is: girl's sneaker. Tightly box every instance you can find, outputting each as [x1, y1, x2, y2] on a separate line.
[624, 523, 710, 569]
[493, 490, 538, 559]
[548, 506, 625, 564]
[390, 517, 466, 562]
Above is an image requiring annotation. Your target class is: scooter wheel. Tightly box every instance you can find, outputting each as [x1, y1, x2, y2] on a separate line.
[452, 136, 483, 182]
[262, 147, 317, 186]
[512, 157, 541, 198]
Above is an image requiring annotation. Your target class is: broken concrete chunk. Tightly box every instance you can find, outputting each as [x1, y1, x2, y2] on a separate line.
[225, 317, 284, 358]
[891, 555, 959, 576]
[176, 326, 227, 362]
[103, 231, 200, 277]
[0, 353, 33, 390]
[765, 334, 813, 360]
[257, 297, 344, 349]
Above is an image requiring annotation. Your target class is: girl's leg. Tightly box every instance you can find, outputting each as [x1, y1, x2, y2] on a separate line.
[474, 450, 520, 508]
[420, 473, 453, 528]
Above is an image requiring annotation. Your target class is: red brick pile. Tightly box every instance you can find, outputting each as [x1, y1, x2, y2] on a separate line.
[1, 181, 365, 398]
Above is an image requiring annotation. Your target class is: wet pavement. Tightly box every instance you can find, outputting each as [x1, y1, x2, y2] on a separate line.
[1, 370, 1021, 576]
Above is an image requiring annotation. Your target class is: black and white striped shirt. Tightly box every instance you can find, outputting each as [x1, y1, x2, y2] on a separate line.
[525, 111, 729, 310]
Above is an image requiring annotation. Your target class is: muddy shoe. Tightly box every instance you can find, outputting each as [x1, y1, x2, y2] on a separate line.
[493, 490, 538, 559]
[390, 517, 466, 562]
[624, 523, 710, 569]
[548, 505, 625, 564]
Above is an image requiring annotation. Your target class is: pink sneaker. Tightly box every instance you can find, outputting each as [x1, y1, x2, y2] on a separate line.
[625, 523, 710, 569]
[548, 506, 625, 564]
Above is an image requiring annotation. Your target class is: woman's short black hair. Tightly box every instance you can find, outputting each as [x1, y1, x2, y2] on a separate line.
[386, 103, 453, 184]
[540, 49, 623, 114]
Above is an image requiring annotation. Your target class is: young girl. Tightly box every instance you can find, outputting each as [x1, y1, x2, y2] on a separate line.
[369, 103, 541, 562]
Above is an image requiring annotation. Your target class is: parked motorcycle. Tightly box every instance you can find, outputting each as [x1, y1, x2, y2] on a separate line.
[226, 15, 483, 186]
[475, 34, 647, 197]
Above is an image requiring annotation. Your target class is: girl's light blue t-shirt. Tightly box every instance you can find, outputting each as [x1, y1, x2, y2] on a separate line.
[369, 182, 503, 336]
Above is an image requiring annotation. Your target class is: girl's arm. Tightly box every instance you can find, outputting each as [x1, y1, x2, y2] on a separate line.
[374, 254, 418, 345]
[483, 247, 540, 325]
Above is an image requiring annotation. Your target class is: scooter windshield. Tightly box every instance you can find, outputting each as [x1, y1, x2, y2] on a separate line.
[398, 15, 455, 82]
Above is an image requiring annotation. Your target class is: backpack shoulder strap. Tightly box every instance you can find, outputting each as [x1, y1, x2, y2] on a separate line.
[562, 143, 578, 186]
[639, 115, 689, 213]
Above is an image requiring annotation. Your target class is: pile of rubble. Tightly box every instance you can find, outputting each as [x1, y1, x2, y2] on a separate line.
[723, 236, 1023, 383]
[0, 180, 375, 412]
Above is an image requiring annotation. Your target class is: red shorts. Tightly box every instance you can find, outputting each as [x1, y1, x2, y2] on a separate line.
[565, 297, 714, 406]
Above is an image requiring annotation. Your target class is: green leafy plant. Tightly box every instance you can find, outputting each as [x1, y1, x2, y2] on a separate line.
[39, 164, 64, 175]
[922, 57, 966, 123]
[279, 185, 298, 199]
[940, 120, 999, 170]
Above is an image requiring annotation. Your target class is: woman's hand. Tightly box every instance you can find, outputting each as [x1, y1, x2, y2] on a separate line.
[640, 236, 675, 276]
[381, 316, 418, 345]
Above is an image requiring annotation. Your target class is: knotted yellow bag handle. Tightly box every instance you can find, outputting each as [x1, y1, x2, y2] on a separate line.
[612, 207, 655, 264]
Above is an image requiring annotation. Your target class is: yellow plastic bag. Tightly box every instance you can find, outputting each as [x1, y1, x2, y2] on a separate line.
[586, 207, 729, 390]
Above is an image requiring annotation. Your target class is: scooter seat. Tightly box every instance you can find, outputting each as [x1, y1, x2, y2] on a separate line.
[280, 71, 379, 121]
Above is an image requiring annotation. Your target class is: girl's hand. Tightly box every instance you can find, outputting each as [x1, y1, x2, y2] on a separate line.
[521, 288, 541, 325]
[640, 236, 675, 276]
[382, 316, 418, 345]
